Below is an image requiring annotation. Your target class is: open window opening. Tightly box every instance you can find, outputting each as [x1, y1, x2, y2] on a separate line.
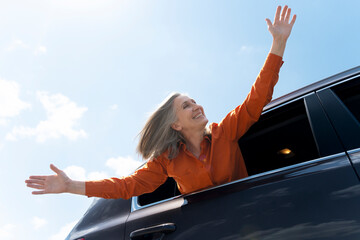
[137, 177, 180, 206]
[239, 99, 320, 176]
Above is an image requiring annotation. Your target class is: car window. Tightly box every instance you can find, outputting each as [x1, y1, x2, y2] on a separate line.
[332, 77, 360, 123]
[239, 99, 320, 175]
[137, 177, 180, 206]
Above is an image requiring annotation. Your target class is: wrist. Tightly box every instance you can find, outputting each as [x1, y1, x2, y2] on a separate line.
[65, 179, 74, 193]
[67, 180, 86, 195]
[270, 39, 287, 57]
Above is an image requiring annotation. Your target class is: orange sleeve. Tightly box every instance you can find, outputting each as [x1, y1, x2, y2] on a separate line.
[220, 53, 283, 140]
[85, 158, 168, 199]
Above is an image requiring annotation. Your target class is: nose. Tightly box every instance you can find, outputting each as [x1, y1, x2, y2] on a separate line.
[193, 103, 201, 112]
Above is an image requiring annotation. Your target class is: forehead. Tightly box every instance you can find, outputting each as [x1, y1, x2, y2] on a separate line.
[173, 95, 192, 108]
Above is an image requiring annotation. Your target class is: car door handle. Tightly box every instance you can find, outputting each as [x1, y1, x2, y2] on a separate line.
[130, 223, 176, 240]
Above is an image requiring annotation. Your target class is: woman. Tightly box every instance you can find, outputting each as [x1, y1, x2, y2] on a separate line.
[26, 5, 296, 199]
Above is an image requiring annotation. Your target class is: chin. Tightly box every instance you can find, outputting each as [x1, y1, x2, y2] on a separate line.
[202, 118, 209, 127]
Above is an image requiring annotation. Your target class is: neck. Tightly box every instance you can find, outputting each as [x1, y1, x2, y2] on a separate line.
[183, 129, 204, 158]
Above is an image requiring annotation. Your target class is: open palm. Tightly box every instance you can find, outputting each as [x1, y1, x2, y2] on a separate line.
[266, 5, 296, 42]
[25, 164, 70, 194]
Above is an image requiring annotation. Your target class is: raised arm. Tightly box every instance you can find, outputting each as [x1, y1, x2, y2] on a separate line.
[25, 164, 85, 196]
[218, 5, 296, 140]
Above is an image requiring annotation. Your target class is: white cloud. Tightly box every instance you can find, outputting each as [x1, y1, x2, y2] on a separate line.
[64, 165, 109, 180]
[0, 119, 7, 126]
[5, 39, 28, 51]
[106, 156, 143, 177]
[34, 45, 47, 55]
[62, 156, 141, 182]
[88, 171, 109, 180]
[0, 78, 31, 124]
[64, 165, 87, 181]
[0, 224, 16, 240]
[49, 220, 77, 240]
[50, 0, 123, 13]
[109, 104, 118, 110]
[31, 216, 47, 230]
[6, 91, 87, 142]
[5, 40, 47, 56]
[238, 45, 262, 55]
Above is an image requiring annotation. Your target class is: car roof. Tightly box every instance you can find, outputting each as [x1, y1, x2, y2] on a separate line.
[264, 65, 360, 111]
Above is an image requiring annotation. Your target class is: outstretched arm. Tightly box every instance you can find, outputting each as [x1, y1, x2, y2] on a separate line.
[266, 5, 296, 57]
[25, 164, 85, 196]
[26, 159, 168, 199]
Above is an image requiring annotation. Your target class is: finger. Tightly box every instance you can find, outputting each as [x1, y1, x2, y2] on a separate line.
[27, 183, 45, 190]
[290, 14, 297, 26]
[50, 164, 63, 175]
[285, 8, 291, 23]
[29, 175, 46, 180]
[281, 5, 288, 21]
[274, 6, 281, 23]
[25, 179, 45, 185]
[32, 190, 46, 195]
[265, 18, 272, 28]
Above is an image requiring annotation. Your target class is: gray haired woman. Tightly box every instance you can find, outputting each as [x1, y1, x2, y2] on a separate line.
[26, 5, 296, 199]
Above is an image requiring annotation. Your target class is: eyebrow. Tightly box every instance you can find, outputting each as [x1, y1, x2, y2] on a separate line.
[181, 99, 195, 108]
[181, 100, 189, 108]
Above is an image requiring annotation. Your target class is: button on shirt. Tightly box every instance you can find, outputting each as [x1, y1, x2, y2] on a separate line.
[86, 53, 283, 199]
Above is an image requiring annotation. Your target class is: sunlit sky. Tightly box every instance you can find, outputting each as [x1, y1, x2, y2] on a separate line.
[1, 0, 359, 239]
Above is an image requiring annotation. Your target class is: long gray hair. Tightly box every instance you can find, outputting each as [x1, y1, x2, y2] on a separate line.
[137, 92, 184, 160]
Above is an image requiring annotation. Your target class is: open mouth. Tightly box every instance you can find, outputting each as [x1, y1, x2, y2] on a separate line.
[193, 113, 204, 119]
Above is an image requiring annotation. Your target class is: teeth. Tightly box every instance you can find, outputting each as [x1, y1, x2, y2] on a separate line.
[193, 113, 202, 119]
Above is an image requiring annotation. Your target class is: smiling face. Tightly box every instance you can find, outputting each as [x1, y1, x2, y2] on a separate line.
[171, 95, 208, 134]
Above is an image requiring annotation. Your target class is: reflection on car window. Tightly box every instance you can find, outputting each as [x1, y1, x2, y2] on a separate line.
[332, 77, 360, 123]
[239, 99, 320, 175]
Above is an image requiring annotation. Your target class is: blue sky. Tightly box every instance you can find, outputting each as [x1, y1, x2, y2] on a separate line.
[1, 0, 359, 239]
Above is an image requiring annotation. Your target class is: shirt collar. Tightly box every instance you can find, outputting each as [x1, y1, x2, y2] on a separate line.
[178, 135, 211, 151]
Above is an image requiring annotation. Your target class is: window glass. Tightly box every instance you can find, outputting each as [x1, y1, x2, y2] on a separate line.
[239, 100, 320, 175]
[332, 77, 360, 123]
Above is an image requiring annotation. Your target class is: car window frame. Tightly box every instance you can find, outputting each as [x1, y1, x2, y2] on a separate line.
[316, 77, 360, 151]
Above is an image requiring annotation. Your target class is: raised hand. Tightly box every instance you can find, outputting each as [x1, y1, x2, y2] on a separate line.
[25, 164, 71, 195]
[266, 5, 296, 57]
[266, 5, 296, 41]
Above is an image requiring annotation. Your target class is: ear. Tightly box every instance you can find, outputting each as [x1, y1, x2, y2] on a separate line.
[171, 122, 182, 131]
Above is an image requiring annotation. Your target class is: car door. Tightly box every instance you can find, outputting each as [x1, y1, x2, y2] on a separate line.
[125, 93, 360, 240]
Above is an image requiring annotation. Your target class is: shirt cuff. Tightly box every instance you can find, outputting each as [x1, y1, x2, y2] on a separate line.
[264, 53, 284, 72]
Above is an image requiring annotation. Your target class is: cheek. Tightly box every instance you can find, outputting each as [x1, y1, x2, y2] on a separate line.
[175, 110, 187, 122]
[179, 109, 192, 122]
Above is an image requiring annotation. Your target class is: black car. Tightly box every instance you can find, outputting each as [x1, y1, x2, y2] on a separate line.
[66, 66, 360, 240]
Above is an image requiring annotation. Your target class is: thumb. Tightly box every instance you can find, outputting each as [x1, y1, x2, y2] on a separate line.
[50, 164, 64, 175]
[265, 18, 273, 28]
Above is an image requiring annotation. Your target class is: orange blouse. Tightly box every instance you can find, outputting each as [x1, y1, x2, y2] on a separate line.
[86, 53, 283, 199]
